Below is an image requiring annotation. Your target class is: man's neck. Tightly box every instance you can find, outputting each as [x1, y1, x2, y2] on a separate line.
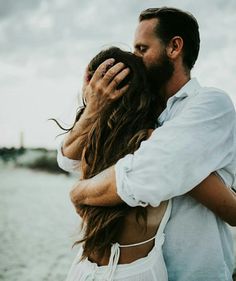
[160, 69, 190, 103]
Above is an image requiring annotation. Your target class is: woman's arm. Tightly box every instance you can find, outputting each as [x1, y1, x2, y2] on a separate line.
[63, 59, 129, 160]
[189, 173, 236, 226]
[62, 108, 96, 160]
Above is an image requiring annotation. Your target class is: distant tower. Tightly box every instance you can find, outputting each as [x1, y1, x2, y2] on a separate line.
[20, 131, 24, 148]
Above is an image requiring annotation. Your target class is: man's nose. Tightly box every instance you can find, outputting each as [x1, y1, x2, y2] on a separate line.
[133, 50, 142, 58]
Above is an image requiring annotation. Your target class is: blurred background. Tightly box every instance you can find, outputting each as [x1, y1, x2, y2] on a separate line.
[0, 0, 235, 280]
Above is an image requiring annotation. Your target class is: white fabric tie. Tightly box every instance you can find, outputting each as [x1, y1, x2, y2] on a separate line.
[104, 242, 120, 281]
[102, 200, 172, 281]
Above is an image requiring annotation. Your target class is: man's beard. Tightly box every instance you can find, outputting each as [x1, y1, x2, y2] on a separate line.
[146, 51, 174, 109]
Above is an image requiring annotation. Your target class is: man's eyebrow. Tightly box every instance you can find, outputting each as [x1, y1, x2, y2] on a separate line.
[134, 43, 147, 49]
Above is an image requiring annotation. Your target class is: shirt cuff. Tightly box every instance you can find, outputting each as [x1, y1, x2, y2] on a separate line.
[57, 141, 81, 175]
[115, 154, 148, 207]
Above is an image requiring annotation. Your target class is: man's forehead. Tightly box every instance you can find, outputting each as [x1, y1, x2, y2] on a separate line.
[134, 18, 159, 43]
[135, 19, 158, 37]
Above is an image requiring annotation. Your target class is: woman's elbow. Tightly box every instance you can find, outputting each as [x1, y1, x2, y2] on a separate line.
[62, 145, 82, 160]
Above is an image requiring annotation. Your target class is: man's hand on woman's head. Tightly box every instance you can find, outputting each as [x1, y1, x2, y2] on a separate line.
[82, 58, 130, 114]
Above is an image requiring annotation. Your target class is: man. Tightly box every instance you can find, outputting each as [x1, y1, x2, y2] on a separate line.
[58, 8, 236, 280]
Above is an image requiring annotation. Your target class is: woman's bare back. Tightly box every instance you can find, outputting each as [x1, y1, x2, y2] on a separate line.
[89, 201, 168, 265]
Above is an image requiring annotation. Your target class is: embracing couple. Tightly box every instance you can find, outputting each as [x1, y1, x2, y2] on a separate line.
[57, 7, 236, 281]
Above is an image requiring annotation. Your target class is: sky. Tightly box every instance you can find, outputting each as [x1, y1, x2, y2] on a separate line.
[1, 0, 236, 149]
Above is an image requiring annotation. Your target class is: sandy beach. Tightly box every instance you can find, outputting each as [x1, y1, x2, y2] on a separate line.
[0, 167, 79, 281]
[0, 166, 235, 280]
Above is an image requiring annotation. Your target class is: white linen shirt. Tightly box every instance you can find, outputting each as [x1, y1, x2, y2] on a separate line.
[115, 78, 236, 280]
[57, 78, 236, 280]
[115, 78, 236, 207]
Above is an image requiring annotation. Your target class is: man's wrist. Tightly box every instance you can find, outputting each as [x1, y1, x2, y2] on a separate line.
[70, 166, 123, 206]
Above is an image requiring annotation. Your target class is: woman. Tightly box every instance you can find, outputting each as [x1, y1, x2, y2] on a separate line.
[56, 47, 236, 281]
[56, 47, 171, 280]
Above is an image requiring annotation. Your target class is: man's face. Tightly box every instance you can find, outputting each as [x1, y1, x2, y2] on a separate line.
[133, 18, 174, 91]
[134, 18, 164, 68]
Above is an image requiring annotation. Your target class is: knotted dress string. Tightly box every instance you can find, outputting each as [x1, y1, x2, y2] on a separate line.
[104, 200, 172, 281]
[82, 200, 172, 281]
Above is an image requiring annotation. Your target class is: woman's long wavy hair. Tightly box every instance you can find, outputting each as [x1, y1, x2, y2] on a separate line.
[71, 47, 159, 260]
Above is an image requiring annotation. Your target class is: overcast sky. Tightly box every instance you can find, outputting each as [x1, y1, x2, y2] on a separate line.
[1, 0, 236, 149]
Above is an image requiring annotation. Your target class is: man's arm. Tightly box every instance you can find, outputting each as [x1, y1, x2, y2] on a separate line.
[70, 130, 154, 206]
[70, 90, 236, 208]
[113, 90, 236, 207]
[70, 166, 123, 206]
[70, 167, 236, 226]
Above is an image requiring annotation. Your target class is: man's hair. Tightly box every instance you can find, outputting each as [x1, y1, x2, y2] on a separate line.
[139, 7, 200, 70]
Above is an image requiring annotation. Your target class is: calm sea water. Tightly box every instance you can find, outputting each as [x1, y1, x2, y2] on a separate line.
[0, 167, 235, 280]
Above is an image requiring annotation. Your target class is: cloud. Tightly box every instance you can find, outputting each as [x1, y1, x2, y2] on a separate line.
[0, 0, 236, 147]
[0, 0, 42, 19]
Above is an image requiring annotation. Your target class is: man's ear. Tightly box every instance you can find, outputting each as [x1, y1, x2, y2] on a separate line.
[166, 36, 183, 59]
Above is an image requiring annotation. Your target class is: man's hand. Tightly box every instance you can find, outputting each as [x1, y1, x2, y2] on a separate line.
[70, 166, 123, 212]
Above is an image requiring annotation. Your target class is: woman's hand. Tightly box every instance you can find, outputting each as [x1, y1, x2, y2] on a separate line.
[61, 60, 130, 161]
[82, 59, 130, 114]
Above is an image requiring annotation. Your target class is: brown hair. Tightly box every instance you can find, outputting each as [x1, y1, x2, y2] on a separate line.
[139, 7, 200, 70]
[73, 47, 159, 260]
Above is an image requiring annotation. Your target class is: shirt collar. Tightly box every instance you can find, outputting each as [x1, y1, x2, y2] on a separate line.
[174, 77, 201, 99]
[166, 77, 201, 108]
[158, 78, 201, 125]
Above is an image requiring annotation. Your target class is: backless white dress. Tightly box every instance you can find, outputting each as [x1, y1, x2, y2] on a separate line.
[65, 200, 172, 281]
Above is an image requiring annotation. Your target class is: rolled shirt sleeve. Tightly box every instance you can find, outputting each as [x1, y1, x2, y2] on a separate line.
[115, 90, 236, 207]
[57, 141, 81, 175]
